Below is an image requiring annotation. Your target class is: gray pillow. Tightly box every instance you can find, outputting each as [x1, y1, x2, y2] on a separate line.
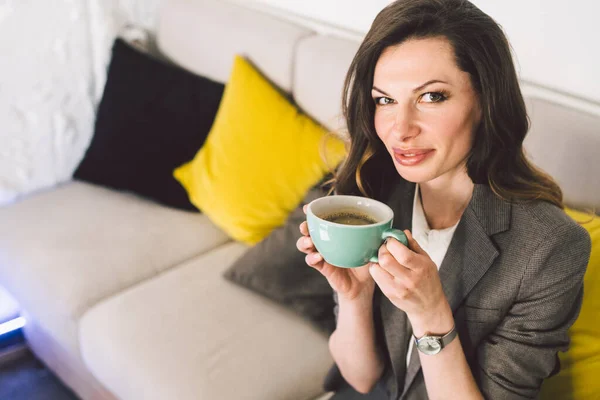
[223, 185, 336, 334]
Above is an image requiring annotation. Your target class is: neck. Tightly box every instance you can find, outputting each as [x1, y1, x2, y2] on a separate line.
[419, 172, 474, 230]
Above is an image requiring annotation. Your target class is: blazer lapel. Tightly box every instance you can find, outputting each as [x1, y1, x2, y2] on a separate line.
[438, 185, 511, 311]
[399, 184, 512, 398]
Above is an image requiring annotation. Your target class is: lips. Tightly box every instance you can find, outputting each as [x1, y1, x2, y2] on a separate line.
[392, 148, 434, 166]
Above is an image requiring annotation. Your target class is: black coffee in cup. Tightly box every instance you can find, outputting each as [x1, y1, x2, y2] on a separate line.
[320, 210, 378, 226]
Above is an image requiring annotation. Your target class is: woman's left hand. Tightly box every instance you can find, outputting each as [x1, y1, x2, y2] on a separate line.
[369, 230, 453, 336]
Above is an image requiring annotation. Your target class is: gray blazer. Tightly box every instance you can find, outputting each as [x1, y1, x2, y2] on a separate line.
[325, 180, 591, 400]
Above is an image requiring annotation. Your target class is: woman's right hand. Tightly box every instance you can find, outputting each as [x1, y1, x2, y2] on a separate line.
[296, 205, 374, 301]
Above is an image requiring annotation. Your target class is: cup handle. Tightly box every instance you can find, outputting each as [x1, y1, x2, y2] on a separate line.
[369, 229, 408, 263]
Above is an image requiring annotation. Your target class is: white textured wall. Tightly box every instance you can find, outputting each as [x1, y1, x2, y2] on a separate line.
[0, 0, 93, 205]
[0, 0, 159, 206]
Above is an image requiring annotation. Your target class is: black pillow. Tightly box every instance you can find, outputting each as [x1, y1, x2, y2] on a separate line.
[223, 184, 336, 334]
[74, 38, 224, 211]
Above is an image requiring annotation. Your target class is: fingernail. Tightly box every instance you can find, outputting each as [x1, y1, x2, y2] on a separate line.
[304, 237, 311, 246]
[312, 253, 322, 262]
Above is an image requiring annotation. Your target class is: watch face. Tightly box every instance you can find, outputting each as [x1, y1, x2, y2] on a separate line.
[417, 336, 442, 355]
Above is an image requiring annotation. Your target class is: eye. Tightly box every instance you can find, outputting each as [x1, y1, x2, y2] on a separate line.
[374, 96, 394, 106]
[420, 92, 448, 103]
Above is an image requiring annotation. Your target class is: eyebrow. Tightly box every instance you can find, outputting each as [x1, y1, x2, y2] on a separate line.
[372, 79, 449, 96]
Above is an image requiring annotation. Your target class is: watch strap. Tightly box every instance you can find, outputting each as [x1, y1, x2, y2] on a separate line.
[439, 324, 458, 347]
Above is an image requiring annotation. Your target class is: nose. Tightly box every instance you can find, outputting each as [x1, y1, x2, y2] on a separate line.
[391, 105, 419, 141]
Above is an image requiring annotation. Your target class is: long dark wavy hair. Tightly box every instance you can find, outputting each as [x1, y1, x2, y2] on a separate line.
[333, 0, 563, 208]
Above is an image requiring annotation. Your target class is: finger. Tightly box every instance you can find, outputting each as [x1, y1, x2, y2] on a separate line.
[305, 252, 324, 270]
[377, 242, 412, 279]
[299, 221, 309, 236]
[403, 229, 427, 256]
[296, 235, 315, 254]
[385, 236, 419, 270]
[369, 263, 399, 298]
[303, 204, 308, 215]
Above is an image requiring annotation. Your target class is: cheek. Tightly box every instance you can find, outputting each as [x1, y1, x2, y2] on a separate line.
[436, 111, 476, 146]
[445, 126, 475, 164]
[373, 110, 392, 140]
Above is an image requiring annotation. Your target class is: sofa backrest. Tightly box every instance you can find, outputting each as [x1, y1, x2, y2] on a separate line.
[524, 97, 600, 210]
[157, 0, 600, 211]
[157, 0, 312, 92]
[293, 35, 359, 133]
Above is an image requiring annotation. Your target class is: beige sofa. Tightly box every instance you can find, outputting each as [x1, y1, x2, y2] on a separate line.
[0, 0, 598, 399]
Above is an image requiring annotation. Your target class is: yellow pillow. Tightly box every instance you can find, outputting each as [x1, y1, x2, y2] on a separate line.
[174, 56, 346, 245]
[540, 208, 599, 399]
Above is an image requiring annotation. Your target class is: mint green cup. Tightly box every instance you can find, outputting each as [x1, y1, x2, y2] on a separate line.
[306, 195, 408, 268]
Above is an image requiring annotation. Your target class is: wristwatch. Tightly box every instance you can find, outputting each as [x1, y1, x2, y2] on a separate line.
[414, 325, 458, 355]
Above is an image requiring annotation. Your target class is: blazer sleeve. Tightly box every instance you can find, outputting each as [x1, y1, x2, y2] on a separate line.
[475, 222, 591, 399]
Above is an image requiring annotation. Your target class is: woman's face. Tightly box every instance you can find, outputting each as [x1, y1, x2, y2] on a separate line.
[372, 37, 481, 185]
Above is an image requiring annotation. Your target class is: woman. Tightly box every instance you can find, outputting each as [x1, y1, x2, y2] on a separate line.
[297, 0, 591, 399]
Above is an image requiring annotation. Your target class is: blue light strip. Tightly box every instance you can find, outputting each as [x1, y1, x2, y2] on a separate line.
[0, 316, 26, 336]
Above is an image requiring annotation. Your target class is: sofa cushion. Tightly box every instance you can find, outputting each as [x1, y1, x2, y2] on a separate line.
[74, 38, 224, 212]
[79, 242, 333, 400]
[540, 208, 600, 399]
[0, 181, 230, 356]
[174, 55, 345, 245]
[223, 184, 336, 334]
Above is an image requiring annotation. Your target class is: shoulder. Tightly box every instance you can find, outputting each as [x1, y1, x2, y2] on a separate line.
[504, 200, 591, 280]
[511, 200, 590, 248]
[470, 184, 591, 283]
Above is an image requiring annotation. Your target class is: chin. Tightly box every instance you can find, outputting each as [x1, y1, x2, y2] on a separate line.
[394, 165, 439, 184]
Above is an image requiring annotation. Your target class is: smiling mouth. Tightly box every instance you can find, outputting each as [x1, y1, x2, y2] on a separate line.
[393, 149, 434, 166]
